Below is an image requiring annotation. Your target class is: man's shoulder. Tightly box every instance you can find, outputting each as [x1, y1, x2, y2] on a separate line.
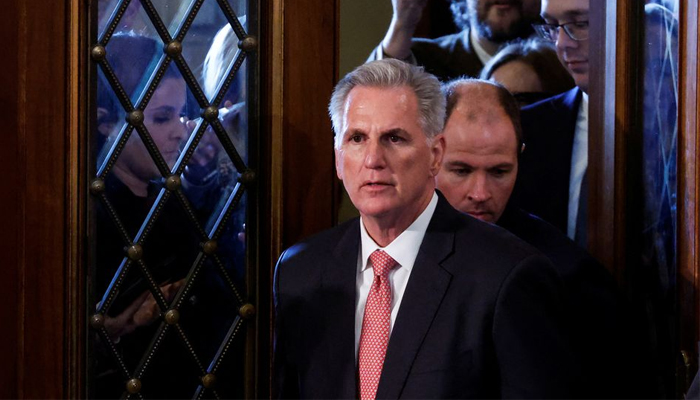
[278, 217, 359, 265]
[409, 30, 482, 80]
[521, 87, 581, 117]
[434, 198, 549, 277]
[412, 32, 466, 50]
[498, 207, 612, 284]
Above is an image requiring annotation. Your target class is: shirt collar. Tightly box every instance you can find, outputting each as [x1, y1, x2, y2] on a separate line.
[359, 192, 439, 273]
[469, 29, 492, 66]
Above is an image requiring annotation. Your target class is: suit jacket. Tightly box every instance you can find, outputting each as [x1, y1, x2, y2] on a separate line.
[514, 87, 583, 234]
[367, 30, 484, 82]
[273, 194, 581, 399]
[498, 205, 630, 398]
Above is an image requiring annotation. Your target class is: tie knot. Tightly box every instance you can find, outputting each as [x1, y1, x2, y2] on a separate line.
[369, 250, 398, 278]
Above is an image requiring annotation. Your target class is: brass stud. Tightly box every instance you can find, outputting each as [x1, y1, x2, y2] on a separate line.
[164, 40, 182, 57]
[165, 175, 181, 191]
[201, 373, 217, 388]
[201, 106, 219, 122]
[239, 169, 256, 185]
[126, 378, 142, 394]
[89, 313, 105, 329]
[202, 240, 218, 255]
[90, 178, 105, 195]
[239, 303, 256, 319]
[126, 110, 144, 125]
[126, 244, 143, 261]
[91, 45, 106, 61]
[164, 309, 180, 325]
[238, 35, 258, 52]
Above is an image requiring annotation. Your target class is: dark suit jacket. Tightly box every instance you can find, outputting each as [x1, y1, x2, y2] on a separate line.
[273, 195, 581, 399]
[367, 30, 484, 82]
[514, 87, 583, 234]
[498, 205, 629, 398]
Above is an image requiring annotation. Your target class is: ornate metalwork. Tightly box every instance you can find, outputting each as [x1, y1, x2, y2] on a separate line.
[90, 0, 255, 397]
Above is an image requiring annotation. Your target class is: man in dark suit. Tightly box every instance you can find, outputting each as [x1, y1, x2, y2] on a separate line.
[436, 78, 630, 398]
[367, 0, 541, 81]
[516, 0, 590, 242]
[273, 59, 579, 399]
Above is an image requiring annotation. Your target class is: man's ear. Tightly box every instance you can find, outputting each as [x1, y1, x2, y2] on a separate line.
[335, 147, 343, 181]
[429, 134, 445, 176]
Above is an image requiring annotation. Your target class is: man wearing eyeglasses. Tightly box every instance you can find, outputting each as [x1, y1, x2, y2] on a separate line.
[513, 0, 591, 248]
[368, 0, 542, 82]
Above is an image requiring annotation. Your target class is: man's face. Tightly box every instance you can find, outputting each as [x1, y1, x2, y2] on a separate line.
[542, 0, 590, 92]
[435, 97, 518, 223]
[335, 86, 444, 225]
[467, 0, 541, 43]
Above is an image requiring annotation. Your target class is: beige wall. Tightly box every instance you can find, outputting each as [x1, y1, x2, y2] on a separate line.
[337, 1, 393, 222]
[339, 0, 392, 76]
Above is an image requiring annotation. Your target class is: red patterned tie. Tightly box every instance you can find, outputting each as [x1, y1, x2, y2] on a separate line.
[358, 250, 398, 400]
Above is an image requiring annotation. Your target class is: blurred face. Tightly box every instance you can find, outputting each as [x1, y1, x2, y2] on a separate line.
[490, 60, 544, 96]
[435, 97, 518, 223]
[542, 0, 590, 92]
[335, 86, 444, 226]
[118, 78, 187, 187]
[468, 0, 542, 43]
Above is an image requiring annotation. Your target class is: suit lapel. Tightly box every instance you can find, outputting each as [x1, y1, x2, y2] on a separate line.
[320, 219, 361, 398]
[376, 196, 456, 399]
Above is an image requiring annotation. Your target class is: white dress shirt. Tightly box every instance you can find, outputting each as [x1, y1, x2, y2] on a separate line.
[567, 93, 589, 239]
[354, 192, 438, 358]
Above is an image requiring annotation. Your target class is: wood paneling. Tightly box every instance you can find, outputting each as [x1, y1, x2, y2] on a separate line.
[280, 0, 340, 249]
[678, 0, 700, 391]
[0, 0, 83, 397]
[0, 0, 21, 396]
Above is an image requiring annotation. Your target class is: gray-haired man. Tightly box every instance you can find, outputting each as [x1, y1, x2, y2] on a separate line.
[273, 59, 578, 399]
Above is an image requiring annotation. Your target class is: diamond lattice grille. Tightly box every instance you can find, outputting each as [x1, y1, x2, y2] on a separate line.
[89, 0, 255, 398]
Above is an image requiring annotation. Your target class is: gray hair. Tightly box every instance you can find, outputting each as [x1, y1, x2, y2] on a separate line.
[329, 59, 445, 148]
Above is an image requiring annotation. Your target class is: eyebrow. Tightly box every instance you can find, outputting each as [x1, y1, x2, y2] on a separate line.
[344, 127, 408, 137]
[542, 9, 589, 22]
[445, 160, 514, 169]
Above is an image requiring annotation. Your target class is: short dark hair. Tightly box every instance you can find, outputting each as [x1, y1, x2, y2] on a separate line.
[442, 78, 523, 154]
[480, 38, 575, 95]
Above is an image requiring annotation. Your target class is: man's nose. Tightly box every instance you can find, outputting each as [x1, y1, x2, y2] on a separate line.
[467, 175, 491, 202]
[556, 26, 579, 49]
[364, 140, 387, 169]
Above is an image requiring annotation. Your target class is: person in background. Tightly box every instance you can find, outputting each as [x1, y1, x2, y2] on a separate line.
[436, 78, 630, 398]
[514, 0, 590, 245]
[368, 0, 541, 81]
[480, 38, 575, 107]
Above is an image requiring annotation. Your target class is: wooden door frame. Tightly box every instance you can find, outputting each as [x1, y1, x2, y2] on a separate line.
[590, 0, 700, 394]
[0, 0, 86, 397]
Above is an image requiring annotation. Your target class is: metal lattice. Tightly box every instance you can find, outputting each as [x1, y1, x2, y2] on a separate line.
[89, 0, 256, 398]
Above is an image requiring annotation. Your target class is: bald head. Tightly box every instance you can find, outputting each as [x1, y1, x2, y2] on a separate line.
[436, 79, 521, 223]
[443, 79, 522, 153]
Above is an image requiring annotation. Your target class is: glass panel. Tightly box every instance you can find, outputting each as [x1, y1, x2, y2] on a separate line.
[91, 0, 253, 398]
[640, 0, 679, 395]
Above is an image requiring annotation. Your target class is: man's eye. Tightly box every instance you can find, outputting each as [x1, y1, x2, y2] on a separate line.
[491, 169, 508, 177]
[451, 168, 470, 176]
[389, 135, 402, 143]
[573, 21, 589, 28]
[349, 135, 363, 143]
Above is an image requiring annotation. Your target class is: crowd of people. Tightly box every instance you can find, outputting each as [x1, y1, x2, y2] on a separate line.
[274, 0, 682, 398]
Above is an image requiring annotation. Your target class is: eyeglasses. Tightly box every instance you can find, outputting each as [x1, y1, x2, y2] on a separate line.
[532, 21, 589, 42]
